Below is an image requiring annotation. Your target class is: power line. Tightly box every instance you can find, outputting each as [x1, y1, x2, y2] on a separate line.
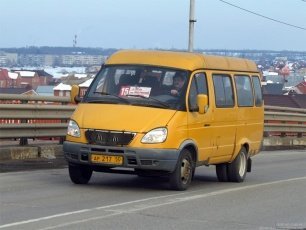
[218, 0, 306, 31]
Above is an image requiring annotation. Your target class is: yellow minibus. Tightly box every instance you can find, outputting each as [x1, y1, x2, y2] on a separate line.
[64, 50, 264, 190]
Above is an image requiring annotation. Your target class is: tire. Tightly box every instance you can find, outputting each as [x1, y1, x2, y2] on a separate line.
[216, 163, 229, 182]
[69, 163, 93, 184]
[227, 147, 248, 182]
[169, 149, 194, 191]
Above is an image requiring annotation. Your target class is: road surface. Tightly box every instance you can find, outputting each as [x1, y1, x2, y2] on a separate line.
[0, 150, 306, 230]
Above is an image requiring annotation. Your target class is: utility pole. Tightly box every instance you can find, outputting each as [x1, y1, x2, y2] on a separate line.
[188, 0, 196, 52]
[73, 35, 77, 48]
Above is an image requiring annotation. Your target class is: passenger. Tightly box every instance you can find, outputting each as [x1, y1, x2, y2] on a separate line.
[236, 78, 252, 106]
[171, 73, 186, 96]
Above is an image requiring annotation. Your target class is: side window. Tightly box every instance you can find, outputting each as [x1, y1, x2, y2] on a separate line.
[213, 74, 234, 108]
[252, 76, 263, 106]
[188, 73, 208, 111]
[235, 75, 254, 107]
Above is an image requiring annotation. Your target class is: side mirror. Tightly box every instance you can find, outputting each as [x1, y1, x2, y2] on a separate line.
[197, 94, 208, 114]
[70, 85, 81, 104]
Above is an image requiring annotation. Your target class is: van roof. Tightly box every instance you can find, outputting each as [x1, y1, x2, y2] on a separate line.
[105, 50, 259, 73]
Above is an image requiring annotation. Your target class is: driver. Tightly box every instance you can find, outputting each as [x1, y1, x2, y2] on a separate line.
[171, 73, 186, 96]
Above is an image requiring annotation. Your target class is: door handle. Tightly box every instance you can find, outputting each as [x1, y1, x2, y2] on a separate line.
[204, 124, 210, 127]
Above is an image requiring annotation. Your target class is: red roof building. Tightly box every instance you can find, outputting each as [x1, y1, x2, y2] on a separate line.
[0, 68, 10, 88]
[295, 81, 306, 94]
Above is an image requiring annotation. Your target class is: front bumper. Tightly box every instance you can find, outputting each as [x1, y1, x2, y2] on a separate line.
[63, 141, 180, 173]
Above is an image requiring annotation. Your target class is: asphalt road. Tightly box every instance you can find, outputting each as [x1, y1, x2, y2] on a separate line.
[0, 150, 306, 230]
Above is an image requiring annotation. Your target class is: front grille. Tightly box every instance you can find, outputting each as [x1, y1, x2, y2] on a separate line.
[85, 129, 135, 146]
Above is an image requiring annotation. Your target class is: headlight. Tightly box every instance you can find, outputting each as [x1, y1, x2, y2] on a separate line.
[67, 120, 81, 137]
[141, 128, 167, 143]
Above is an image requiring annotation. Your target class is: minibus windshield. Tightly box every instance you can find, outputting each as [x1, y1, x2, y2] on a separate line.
[85, 65, 189, 110]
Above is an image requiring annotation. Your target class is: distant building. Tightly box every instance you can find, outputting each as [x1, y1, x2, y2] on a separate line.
[8, 72, 18, 87]
[36, 85, 54, 96]
[13, 70, 53, 89]
[0, 68, 10, 87]
[18, 54, 56, 67]
[14, 71, 39, 89]
[290, 78, 306, 94]
[16, 53, 105, 67]
[264, 94, 306, 109]
[61, 55, 105, 66]
[53, 83, 71, 97]
[262, 82, 284, 95]
[0, 52, 18, 66]
[0, 87, 35, 95]
[53, 77, 93, 97]
[79, 78, 93, 96]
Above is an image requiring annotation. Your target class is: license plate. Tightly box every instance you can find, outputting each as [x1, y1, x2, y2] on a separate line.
[91, 154, 123, 165]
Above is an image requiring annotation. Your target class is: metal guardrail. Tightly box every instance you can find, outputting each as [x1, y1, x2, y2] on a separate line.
[0, 123, 69, 139]
[1, 94, 306, 146]
[0, 93, 71, 103]
[0, 94, 75, 145]
[0, 104, 74, 119]
[264, 105, 306, 136]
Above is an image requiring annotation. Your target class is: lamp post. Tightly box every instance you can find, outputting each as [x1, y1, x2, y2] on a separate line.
[188, 0, 196, 52]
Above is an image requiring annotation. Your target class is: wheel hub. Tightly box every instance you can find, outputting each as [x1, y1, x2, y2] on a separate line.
[181, 159, 191, 184]
[239, 153, 247, 177]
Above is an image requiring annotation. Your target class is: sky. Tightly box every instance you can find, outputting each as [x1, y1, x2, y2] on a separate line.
[1, 0, 306, 51]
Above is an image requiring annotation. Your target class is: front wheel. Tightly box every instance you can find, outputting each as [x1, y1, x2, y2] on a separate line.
[227, 147, 248, 182]
[169, 149, 194, 191]
[68, 163, 93, 184]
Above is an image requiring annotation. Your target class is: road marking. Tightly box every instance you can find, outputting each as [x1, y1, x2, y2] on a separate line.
[1, 176, 306, 229]
[0, 209, 90, 229]
[38, 212, 122, 230]
[0, 193, 186, 229]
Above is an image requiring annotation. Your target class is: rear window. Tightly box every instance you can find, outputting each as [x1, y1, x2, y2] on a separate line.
[252, 76, 263, 107]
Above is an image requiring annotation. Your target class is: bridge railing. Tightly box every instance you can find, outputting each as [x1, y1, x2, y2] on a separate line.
[0, 94, 76, 145]
[264, 105, 306, 137]
[1, 94, 306, 147]
[263, 105, 306, 148]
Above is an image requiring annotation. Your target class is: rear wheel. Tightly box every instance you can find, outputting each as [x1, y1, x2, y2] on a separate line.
[69, 163, 93, 184]
[169, 149, 194, 191]
[216, 163, 229, 182]
[227, 147, 248, 182]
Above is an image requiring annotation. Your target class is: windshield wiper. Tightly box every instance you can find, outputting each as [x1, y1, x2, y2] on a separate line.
[126, 94, 170, 109]
[93, 91, 130, 104]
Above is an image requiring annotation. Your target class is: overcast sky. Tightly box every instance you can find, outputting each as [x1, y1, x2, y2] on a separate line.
[1, 0, 306, 51]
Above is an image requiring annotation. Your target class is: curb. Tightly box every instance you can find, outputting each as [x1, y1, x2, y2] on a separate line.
[262, 137, 306, 151]
[0, 145, 63, 162]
